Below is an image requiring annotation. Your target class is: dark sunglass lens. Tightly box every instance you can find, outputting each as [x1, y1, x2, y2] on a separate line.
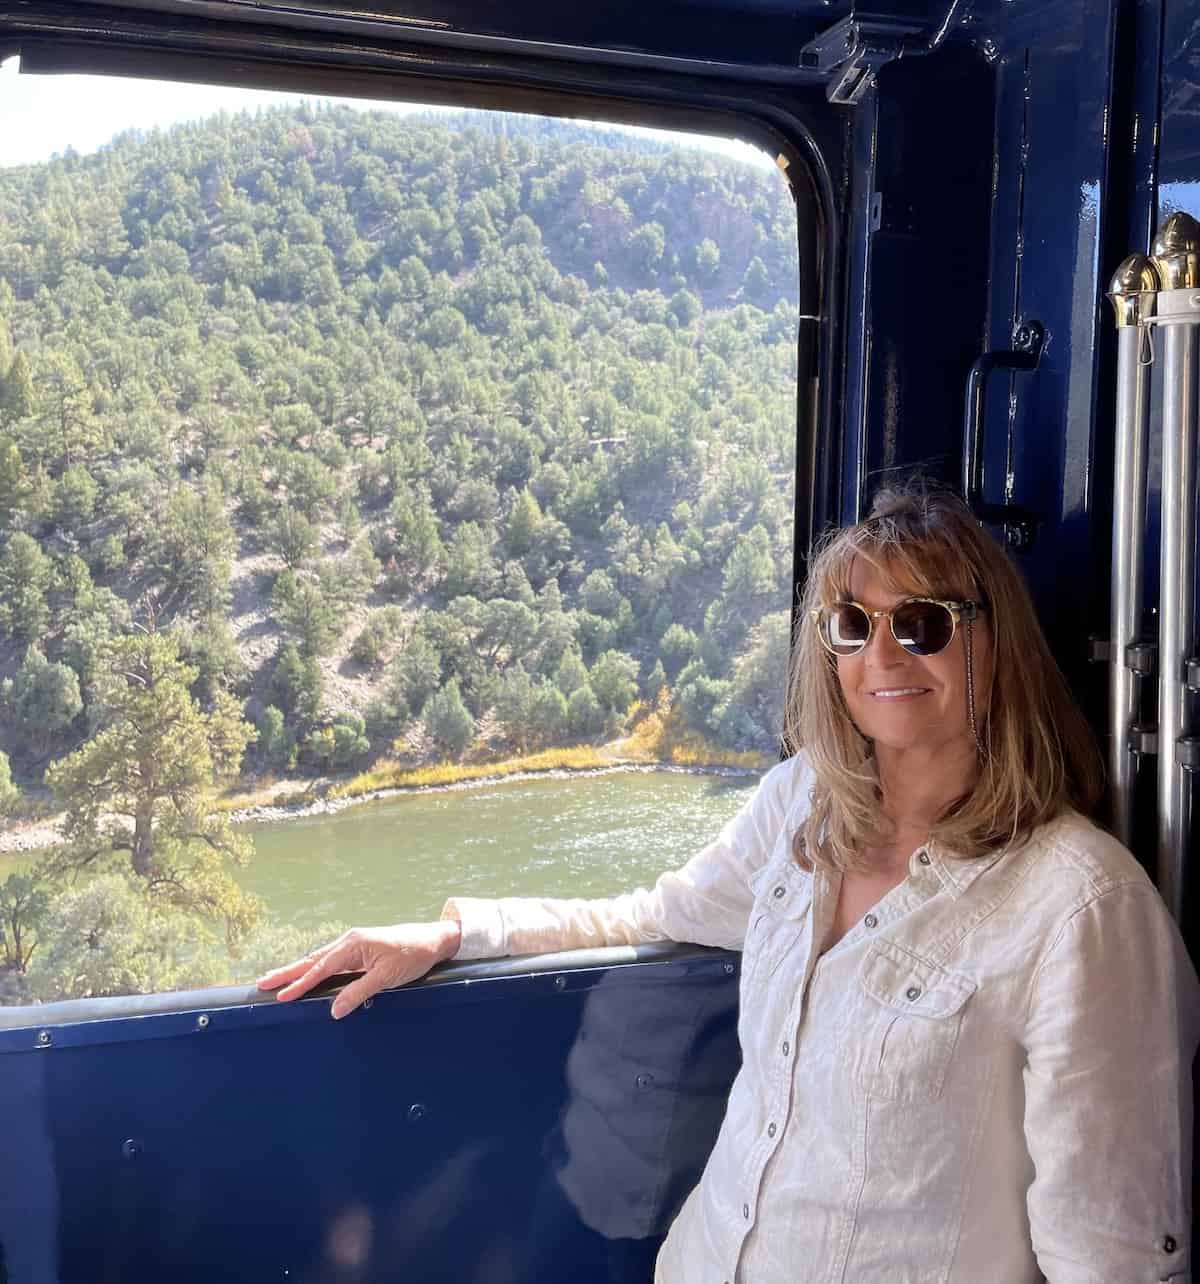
[892, 602, 954, 655]
[826, 604, 870, 654]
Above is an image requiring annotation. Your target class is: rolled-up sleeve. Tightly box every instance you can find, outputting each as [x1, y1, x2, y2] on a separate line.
[442, 756, 809, 960]
[1022, 881, 1200, 1282]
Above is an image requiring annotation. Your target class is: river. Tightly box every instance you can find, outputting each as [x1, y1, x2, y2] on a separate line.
[239, 768, 762, 931]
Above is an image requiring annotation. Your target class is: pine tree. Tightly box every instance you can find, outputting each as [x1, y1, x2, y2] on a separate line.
[45, 632, 260, 946]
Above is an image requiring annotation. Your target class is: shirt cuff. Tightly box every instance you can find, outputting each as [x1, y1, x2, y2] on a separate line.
[440, 897, 508, 960]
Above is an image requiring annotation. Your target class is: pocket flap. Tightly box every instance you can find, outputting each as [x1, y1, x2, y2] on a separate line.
[749, 854, 812, 921]
[858, 940, 976, 1019]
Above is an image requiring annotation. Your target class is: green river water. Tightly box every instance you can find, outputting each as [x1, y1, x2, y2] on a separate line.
[238, 768, 762, 931]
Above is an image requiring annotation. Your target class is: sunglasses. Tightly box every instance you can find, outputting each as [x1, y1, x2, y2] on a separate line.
[812, 597, 984, 658]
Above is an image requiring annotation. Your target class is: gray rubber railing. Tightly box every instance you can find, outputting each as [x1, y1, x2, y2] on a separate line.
[0, 941, 726, 1031]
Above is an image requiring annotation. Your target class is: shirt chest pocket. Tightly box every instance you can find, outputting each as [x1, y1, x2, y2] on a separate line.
[851, 940, 977, 1105]
[743, 869, 812, 986]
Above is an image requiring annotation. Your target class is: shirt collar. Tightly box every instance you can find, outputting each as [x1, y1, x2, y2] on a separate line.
[917, 835, 1009, 898]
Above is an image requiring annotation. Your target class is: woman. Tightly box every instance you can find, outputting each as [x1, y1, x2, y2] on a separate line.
[259, 484, 1198, 1282]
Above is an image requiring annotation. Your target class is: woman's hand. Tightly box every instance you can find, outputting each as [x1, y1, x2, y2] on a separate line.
[256, 919, 463, 1019]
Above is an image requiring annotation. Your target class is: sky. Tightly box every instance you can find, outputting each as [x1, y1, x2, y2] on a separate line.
[0, 55, 773, 170]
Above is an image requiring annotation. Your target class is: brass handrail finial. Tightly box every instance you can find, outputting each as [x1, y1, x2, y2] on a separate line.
[1151, 212, 1200, 291]
[1107, 253, 1159, 327]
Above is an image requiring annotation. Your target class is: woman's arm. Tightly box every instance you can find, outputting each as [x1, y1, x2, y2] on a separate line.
[1022, 881, 1199, 1281]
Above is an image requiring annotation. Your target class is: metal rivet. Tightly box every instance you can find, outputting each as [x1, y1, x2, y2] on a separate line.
[723, 961, 735, 975]
[196, 1014, 210, 1029]
[553, 975, 566, 991]
[864, 913, 878, 928]
[362, 998, 373, 1010]
[781, 1040, 790, 1056]
[635, 1073, 654, 1088]
[917, 851, 931, 866]
[408, 1104, 426, 1122]
[121, 1138, 142, 1160]
[1163, 1235, 1178, 1253]
[772, 886, 785, 899]
[767, 1122, 777, 1138]
[906, 986, 922, 1001]
[36, 1030, 51, 1047]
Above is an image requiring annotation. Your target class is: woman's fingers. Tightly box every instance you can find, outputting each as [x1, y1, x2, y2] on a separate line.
[256, 955, 318, 990]
[258, 934, 347, 994]
[275, 946, 353, 1002]
[330, 970, 388, 1020]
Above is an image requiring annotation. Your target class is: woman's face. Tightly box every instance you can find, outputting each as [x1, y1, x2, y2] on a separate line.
[835, 558, 993, 758]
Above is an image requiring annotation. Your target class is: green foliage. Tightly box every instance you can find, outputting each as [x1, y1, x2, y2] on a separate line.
[306, 711, 369, 767]
[566, 683, 605, 737]
[0, 349, 35, 425]
[274, 568, 341, 657]
[443, 522, 500, 600]
[268, 641, 323, 729]
[0, 104, 801, 805]
[267, 505, 319, 569]
[0, 749, 18, 815]
[177, 617, 249, 704]
[25, 873, 228, 1001]
[44, 631, 260, 946]
[659, 622, 699, 676]
[423, 678, 474, 759]
[257, 704, 296, 770]
[0, 867, 50, 975]
[350, 606, 405, 667]
[10, 646, 83, 751]
[589, 649, 639, 715]
[387, 633, 441, 717]
[150, 482, 236, 616]
[0, 532, 52, 641]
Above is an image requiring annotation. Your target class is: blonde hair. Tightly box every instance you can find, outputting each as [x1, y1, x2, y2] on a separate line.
[785, 482, 1103, 872]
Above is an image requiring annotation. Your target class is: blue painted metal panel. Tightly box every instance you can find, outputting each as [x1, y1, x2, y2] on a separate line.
[0, 952, 740, 1283]
[857, 45, 995, 507]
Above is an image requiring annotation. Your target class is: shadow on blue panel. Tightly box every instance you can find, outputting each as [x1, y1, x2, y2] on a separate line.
[0, 951, 740, 1284]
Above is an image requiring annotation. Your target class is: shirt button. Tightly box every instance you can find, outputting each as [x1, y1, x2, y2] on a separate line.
[742, 1203, 750, 1219]
[767, 1122, 777, 1137]
[906, 985, 922, 1001]
[772, 885, 786, 899]
[782, 1040, 790, 1056]
[864, 913, 878, 928]
[917, 851, 931, 866]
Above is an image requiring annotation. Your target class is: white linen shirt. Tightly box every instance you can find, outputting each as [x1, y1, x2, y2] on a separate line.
[443, 754, 1199, 1283]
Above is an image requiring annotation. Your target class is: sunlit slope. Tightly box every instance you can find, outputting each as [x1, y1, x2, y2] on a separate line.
[0, 105, 800, 792]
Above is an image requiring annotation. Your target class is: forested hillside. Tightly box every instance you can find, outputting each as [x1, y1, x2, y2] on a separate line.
[0, 104, 800, 809]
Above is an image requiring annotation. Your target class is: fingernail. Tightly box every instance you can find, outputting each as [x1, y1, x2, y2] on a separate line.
[331, 1002, 345, 1020]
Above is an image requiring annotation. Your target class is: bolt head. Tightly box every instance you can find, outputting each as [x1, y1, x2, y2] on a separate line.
[196, 1014, 210, 1029]
[36, 1030, 51, 1047]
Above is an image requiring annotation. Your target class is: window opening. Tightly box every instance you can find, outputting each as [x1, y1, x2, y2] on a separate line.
[0, 65, 805, 1005]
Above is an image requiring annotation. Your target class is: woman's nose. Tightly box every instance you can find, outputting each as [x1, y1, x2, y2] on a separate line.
[864, 615, 906, 664]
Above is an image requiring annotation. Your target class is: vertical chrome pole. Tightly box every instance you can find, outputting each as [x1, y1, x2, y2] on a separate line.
[1151, 212, 1200, 919]
[1106, 257, 1157, 848]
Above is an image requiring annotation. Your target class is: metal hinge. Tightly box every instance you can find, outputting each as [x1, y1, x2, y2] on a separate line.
[799, 14, 926, 105]
[1128, 725, 1158, 756]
